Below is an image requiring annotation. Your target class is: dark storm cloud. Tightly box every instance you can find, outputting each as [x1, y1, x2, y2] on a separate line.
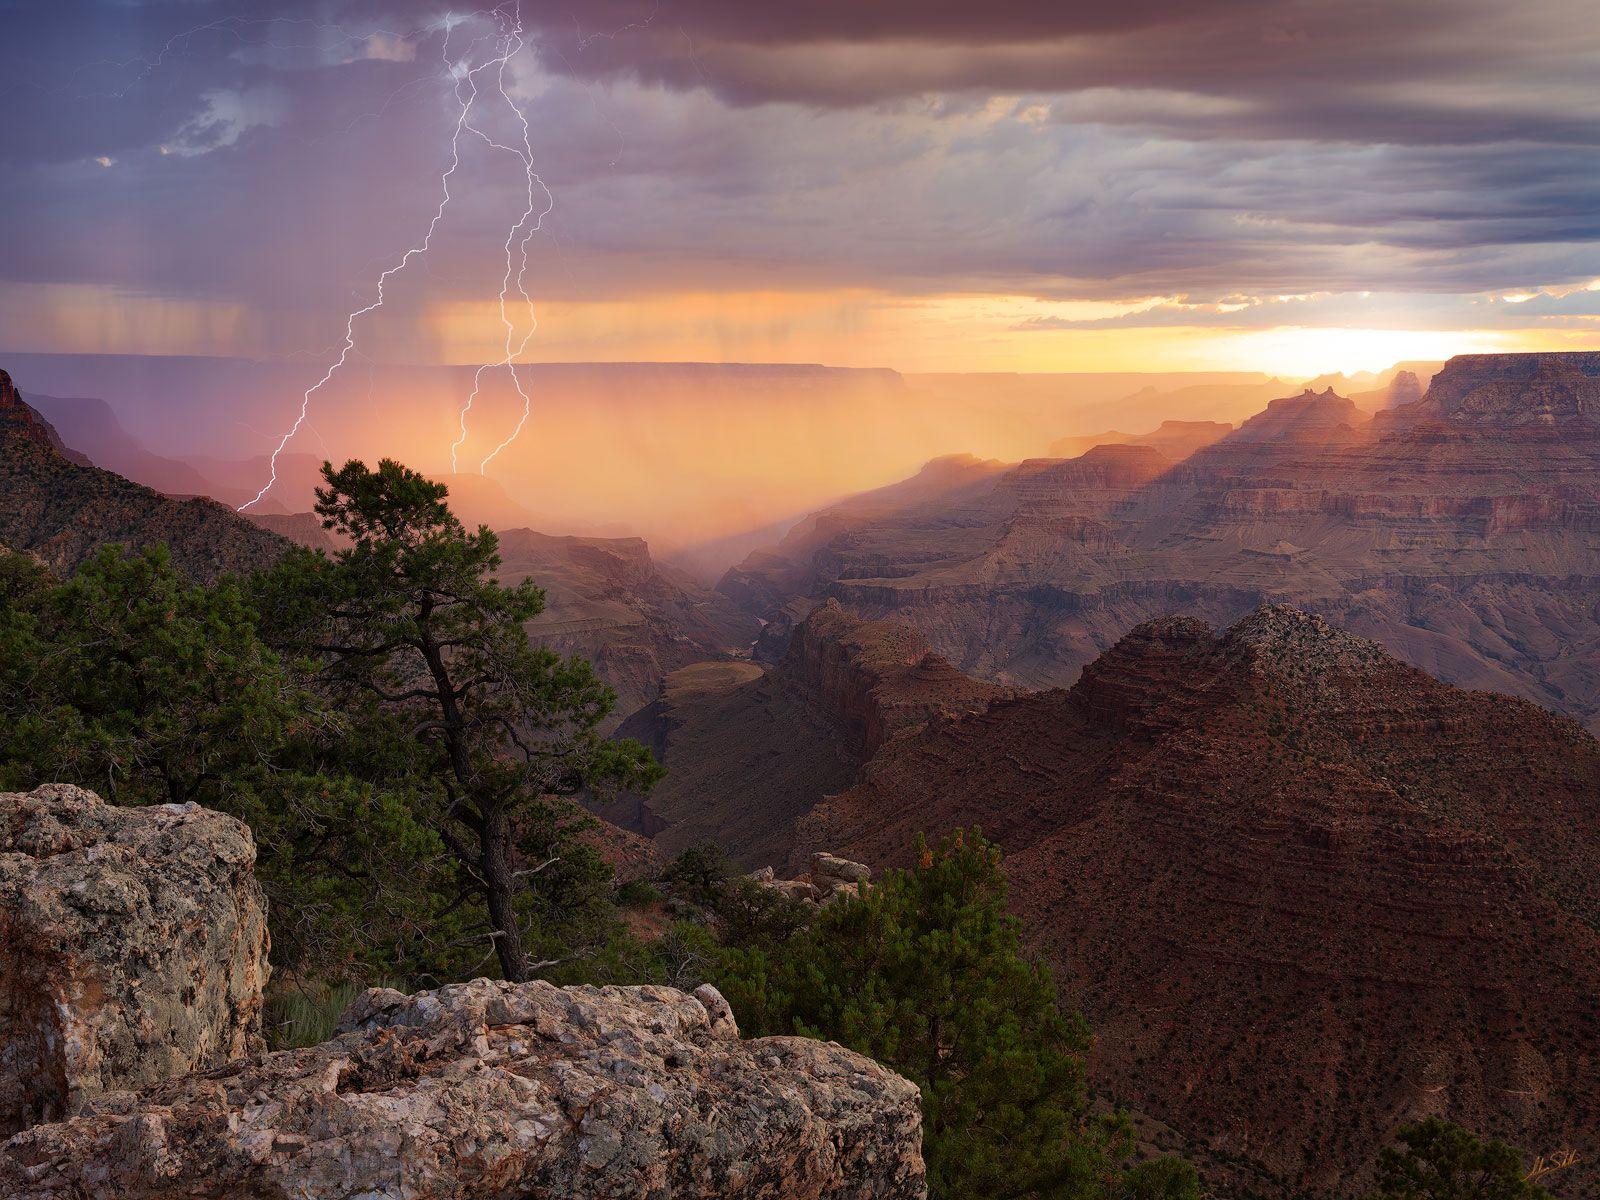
[0, 0, 1598, 346]
[534, 0, 1268, 46]
[521, 0, 1595, 138]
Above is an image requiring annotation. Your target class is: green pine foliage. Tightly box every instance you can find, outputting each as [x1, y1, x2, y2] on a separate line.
[251, 458, 662, 982]
[1366, 1119, 1553, 1200]
[709, 830, 1200, 1200]
[0, 542, 307, 805]
[0, 541, 455, 982]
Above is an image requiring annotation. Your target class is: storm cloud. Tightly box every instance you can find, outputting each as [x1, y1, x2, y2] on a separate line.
[1, 0, 1598, 360]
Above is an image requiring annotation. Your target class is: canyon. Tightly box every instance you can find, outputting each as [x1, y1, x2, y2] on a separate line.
[722, 352, 1600, 734]
[608, 600, 1010, 864]
[793, 606, 1600, 1197]
[9, 350, 1600, 1197]
[0, 369, 287, 582]
[582, 580, 1600, 1197]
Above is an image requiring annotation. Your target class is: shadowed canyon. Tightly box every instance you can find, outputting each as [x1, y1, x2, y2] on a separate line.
[6, 352, 1600, 1198]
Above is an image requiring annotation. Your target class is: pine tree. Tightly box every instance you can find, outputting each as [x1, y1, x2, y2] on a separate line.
[714, 829, 1199, 1200]
[256, 458, 663, 982]
[1367, 1119, 1553, 1200]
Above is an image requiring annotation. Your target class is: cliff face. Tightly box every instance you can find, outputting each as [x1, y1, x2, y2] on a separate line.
[0, 374, 90, 465]
[1384, 369, 1423, 408]
[495, 528, 761, 727]
[721, 353, 1600, 733]
[605, 603, 1009, 867]
[779, 599, 1013, 758]
[799, 607, 1600, 1198]
[1208, 386, 1369, 445]
[0, 368, 287, 582]
[718, 452, 1011, 621]
[1392, 350, 1600, 426]
[0, 979, 925, 1200]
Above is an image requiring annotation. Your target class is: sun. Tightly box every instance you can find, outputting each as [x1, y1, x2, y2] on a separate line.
[1216, 327, 1516, 379]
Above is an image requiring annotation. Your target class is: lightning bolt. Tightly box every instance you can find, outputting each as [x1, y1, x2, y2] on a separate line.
[462, 3, 662, 471]
[240, 4, 541, 511]
[451, 6, 553, 474]
[21, 1, 657, 505]
[573, 0, 661, 50]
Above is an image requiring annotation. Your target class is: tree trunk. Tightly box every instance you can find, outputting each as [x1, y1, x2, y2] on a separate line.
[479, 811, 528, 982]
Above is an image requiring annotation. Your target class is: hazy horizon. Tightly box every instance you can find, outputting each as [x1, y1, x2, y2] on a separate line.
[1, 347, 1418, 562]
[4, 0, 1599, 547]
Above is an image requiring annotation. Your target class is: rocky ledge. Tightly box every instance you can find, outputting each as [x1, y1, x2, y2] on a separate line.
[751, 851, 874, 906]
[0, 977, 926, 1200]
[0, 784, 268, 1137]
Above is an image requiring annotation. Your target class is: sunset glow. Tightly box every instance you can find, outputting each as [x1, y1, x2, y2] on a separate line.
[3, 0, 1600, 535]
[8, 13, 1600, 1191]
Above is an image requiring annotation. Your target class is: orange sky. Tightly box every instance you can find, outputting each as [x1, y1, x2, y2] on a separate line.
[8, 281, 1600, 379]
[7, 3, 1600, 387]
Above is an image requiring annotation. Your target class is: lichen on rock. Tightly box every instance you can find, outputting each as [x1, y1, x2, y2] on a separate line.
[0, 783, 269, 1137]
[0, 976, 926, 1199]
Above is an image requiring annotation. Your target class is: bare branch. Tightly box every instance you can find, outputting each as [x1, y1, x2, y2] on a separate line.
[510, 855, 561, 883]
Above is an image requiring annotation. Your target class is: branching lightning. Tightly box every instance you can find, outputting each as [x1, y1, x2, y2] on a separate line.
[35, 0, 660, 508]
[453, 1, 656, 473]
[452, 7, 553, 474]
[241, 3, 549, 510]
[573, 0, 661, 50]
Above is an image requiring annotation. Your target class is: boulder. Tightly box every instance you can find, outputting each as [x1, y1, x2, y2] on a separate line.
[811, 852, 871, 886]
[0, 784, 268, 1136]
[771, 877, 821, 903]
[748, 854, 873, 908]
[0, 977, 927, 1200]
[821, 882, 861, 907]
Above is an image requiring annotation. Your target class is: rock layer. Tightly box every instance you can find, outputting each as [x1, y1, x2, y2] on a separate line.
[800, 607, 1600, 1197]
[496, 528, 762, 728]
[722, 353, 1600, 733]
[0, 368, 288, 582]
[1048, 419, 1234, 461]
[0, 977, 926, 1200]
[0, 784, 268, 1136]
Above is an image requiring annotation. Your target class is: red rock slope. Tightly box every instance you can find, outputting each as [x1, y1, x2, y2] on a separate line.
[799, 606, 1600, 1198]
[0, 368, 286, 582]
[722, 352, 1600, 733]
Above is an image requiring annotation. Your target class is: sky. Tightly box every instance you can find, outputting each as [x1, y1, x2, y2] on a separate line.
[3, 0, 1600, 379]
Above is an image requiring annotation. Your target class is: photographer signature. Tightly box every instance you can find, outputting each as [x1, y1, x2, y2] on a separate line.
[1524, 1148, 1580, 1184]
